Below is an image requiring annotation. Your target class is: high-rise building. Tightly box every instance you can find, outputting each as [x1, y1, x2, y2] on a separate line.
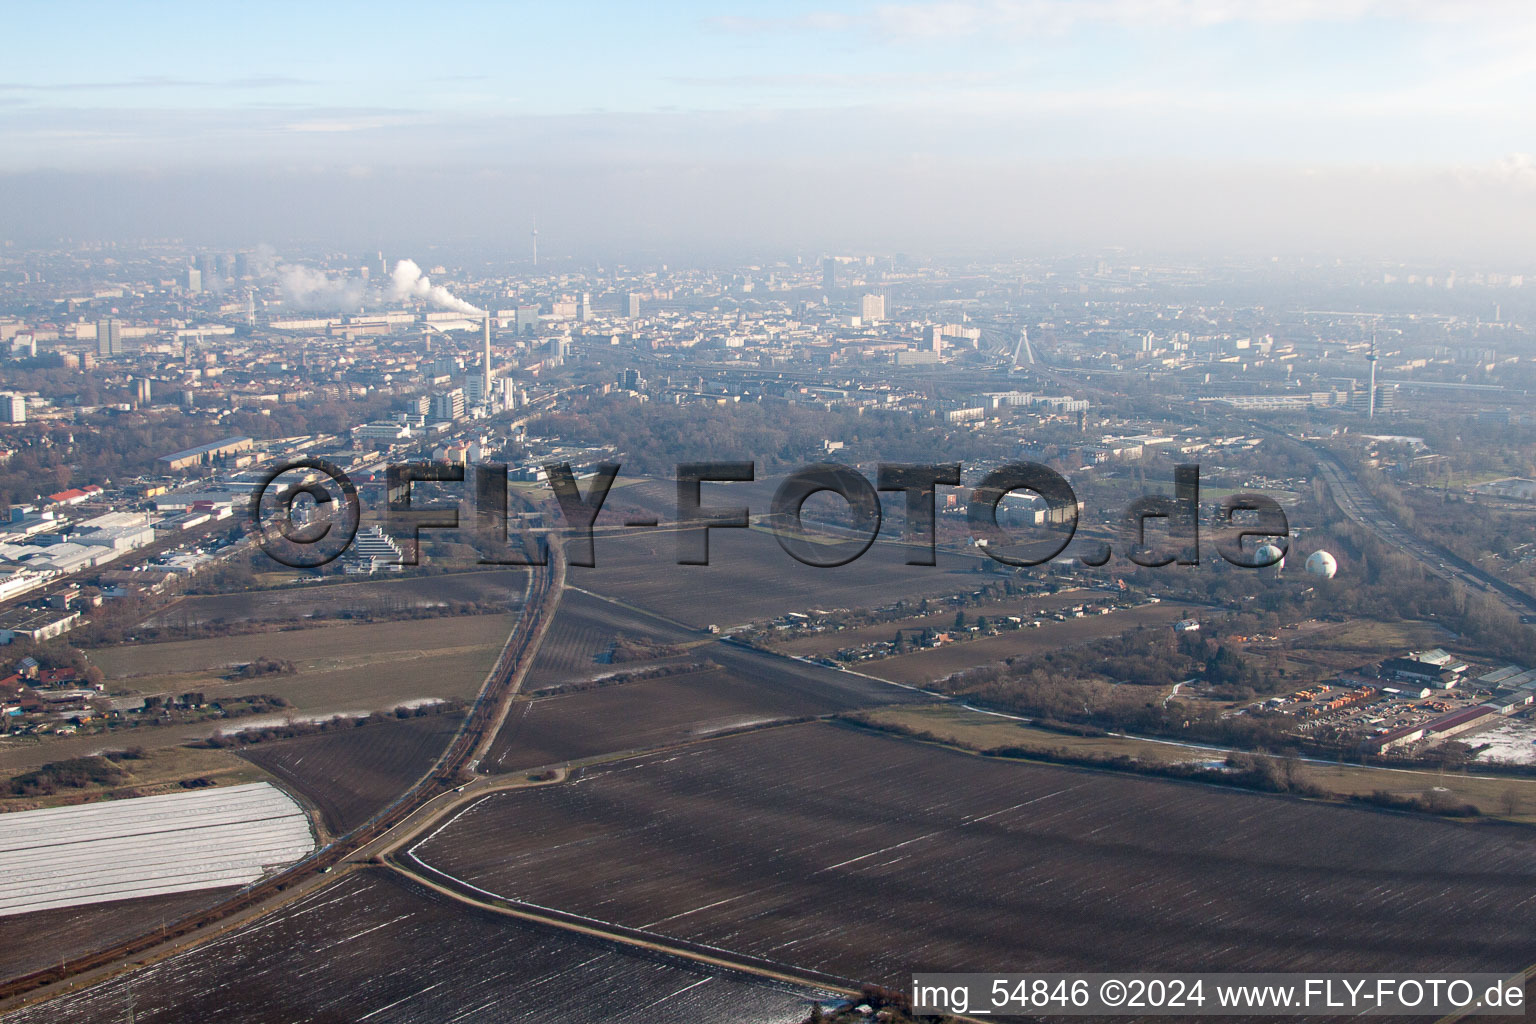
[133, 377, 152, 406]
[186, 267, 203, 294]
[1367, 334, 1379, 419]
[0, 393, 25, 424]
[822, 257, 837, 293]
[96, 318, 123, 357]
[1348, 383, 1395, 415]
[617, 368, 643, 390]
[860, 293, 885, 322]
[578, 292, 593, 322]
[489, 378, 519, 408]
[234, 251, 251, 279]
[430, 389, 466, 421]
[515, 304, 540, 336]
[625, 292, 641, 319]
[926, 325, 944, 356]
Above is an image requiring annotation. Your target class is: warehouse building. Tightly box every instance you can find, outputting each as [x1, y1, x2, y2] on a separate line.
[1379, 648, 1468, 688]
[158, 436, 254, 472]
[0, 608, 80, 644]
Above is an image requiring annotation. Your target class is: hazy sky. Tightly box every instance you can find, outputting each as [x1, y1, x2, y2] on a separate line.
[3, 1, 1535, 257]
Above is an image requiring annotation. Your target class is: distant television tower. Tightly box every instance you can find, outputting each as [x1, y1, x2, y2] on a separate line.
[531, 223, 539, 268]
[1367, 332, 1379, 419]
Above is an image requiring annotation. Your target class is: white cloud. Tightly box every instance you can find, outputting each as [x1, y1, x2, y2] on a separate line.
[710, 0, 1536, 37]
[1468, 152, 1536, 190]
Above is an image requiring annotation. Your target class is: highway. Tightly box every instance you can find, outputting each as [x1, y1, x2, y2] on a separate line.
[1288, 433, 1536, 619]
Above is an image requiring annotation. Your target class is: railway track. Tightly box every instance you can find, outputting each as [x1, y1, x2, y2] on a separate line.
[0, 536, 564, 1006]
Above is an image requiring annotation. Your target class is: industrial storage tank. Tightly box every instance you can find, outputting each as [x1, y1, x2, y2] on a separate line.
[1305, 550, 1338, 578]
[1253, 541, 1286, 570]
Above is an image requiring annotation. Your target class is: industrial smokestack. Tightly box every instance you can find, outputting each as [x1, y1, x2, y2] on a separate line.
[483, 314, 493, 404]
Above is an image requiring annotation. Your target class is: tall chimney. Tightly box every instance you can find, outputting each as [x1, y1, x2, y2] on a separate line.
[483, 314, 494, 405]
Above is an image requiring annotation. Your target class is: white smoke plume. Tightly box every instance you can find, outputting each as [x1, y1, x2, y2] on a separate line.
[256, 247, 484, 314]
[276, 263, 368, 311]
[388, 259, 484, 314]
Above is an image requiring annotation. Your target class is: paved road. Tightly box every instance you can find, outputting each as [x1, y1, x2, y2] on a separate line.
[1272, 429, 1536, 620]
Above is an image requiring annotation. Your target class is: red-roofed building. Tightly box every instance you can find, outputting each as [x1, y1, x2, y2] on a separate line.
[45, 485, 103, 507]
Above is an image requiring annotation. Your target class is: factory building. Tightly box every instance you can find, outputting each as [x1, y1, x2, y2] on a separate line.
[158, 436, 254, 473]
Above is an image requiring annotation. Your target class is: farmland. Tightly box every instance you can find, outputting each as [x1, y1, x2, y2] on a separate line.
[490, 664, 887, 773]
[483, 580, 930, 772]
[0, 888, 240, 984]
[91, 614, 515, 683]
[571, 523, 994, 629]
[415, 722, 1536, 988]
[856, 704, 1536, 821]
[236, 712, 466, 835]
[485, 582, 931, 772]
[0, 745, 267, 814]
[0, 616, 513, 775]
[89, 614, 513, 716]
[142, 568, 528, 628]
[3, 870, 829, 1024]
[523, 588, 701, 689]
[855, 703, 1209, 765]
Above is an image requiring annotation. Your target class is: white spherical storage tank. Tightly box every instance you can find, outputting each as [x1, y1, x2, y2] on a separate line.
[1253, 542, 1285, 570]
[1305, 550, 1338, 579]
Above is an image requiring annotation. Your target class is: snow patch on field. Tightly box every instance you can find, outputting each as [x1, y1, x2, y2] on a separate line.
[1472, 719, 1536, 766]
